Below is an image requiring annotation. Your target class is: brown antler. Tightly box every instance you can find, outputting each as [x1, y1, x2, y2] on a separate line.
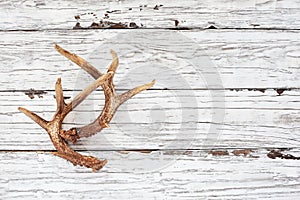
[55, 44, 155, 142]
[19, 72, 113, 171]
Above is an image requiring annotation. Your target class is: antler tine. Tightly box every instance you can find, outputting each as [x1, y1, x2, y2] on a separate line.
[55, 44, 102, 79]
[19, 73, 112, 171]
[118, 79, 155, 104]
[107, 49, 119, 73]
[56, 45, 155, 140]
[55, 78, 65, 114]
[18, 107, 49, 130]
[105, 49, 119, 91]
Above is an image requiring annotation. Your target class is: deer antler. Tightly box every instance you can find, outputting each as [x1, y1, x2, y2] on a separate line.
[19, 72, 113, 171]
[55, 44, 155, 142]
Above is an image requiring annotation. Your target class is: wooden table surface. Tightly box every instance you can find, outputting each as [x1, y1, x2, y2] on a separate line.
[1, 0, 300, 199]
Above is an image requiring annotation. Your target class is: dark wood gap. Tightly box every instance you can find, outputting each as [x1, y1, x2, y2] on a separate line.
[1, 27, 300, 32]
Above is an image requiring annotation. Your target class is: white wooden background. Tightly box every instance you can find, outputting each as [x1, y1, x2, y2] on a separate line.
[1, 0, 300, 199]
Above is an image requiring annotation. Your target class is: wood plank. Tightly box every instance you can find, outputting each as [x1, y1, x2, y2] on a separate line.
[1, 149, 300, 199]
[2, 1, 299, 197]
[0, 0, 300, 30]
[1, 29, 300, 90]
[1, 89, 300, 150]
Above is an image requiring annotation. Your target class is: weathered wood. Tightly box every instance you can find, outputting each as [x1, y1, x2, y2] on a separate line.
[0, 0, 300, 30]
[1, 30, 300, 90]
[1, 150, 300, 199]
[1, 0, 300, 198]
[1, 89, 300, 150]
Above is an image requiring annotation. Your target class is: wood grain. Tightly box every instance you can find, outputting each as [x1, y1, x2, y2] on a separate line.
[1, 89, 300, 150]
[1, 150, 300, 199]
[1, 30, 300, 90]
[1, 0, 300, 30]
[1, 0, 300, 199]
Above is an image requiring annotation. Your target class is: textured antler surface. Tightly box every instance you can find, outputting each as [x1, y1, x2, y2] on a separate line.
[19, 44, 155, 171]
[55, 44, 155, 142]
[19, 72, 113, 171]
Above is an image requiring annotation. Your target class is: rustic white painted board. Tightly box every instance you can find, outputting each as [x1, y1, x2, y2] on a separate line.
[1, 0, 300, 199]
[0, 0, 300, 30]
[1, 30, 300, 90]
[1, 150, 300, 200]
[1, 89, 300, 150]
